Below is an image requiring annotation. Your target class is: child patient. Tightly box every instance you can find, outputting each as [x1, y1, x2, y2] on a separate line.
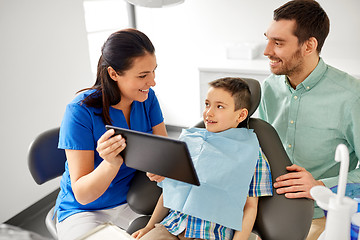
[133, 77, 273, 240]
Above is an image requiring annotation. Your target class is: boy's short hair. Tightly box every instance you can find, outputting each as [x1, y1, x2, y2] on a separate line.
[208, 77, 251, 112]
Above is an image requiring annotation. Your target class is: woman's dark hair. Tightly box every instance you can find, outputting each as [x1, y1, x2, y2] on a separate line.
[274, 0, 329, 54]
[79, 28, 155, 125]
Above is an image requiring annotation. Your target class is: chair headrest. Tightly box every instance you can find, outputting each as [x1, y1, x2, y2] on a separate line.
[241, 78, 261, 117]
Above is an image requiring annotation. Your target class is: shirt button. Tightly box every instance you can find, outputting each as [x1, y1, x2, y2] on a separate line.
[290, 120, 294, 124]
[306, 86, 310, 90]
[288, 144, 292, 148]
[294, 96, 298, 100]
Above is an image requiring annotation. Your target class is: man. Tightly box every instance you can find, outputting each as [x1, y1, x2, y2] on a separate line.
[259, 0, 360, 239]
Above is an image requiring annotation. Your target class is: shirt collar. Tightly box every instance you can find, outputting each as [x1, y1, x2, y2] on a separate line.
[284, 58, 327, 92]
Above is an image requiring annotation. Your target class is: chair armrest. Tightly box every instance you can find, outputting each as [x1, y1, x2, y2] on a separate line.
[127, 171, 162, 215]
[250, 118, 314, 240]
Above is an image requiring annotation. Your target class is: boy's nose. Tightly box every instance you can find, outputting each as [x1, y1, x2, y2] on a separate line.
[205, 108, 214, 117]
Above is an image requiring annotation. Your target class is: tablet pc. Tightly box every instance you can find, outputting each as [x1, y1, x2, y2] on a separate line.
[105, 125, 200, 186]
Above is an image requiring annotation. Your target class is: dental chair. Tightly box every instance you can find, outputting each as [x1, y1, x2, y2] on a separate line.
[28, 79, 313, 240]
[126, 78, 314, 240]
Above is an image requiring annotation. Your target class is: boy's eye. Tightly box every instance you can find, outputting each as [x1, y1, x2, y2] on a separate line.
[217, 105, 224, 109]
[205, 102, 210, 107]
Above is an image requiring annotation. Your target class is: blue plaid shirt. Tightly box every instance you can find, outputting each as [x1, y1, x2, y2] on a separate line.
[160, 148, 273, 240]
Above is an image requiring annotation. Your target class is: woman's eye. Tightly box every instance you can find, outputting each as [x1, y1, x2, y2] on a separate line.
[138, 75, 147, 79]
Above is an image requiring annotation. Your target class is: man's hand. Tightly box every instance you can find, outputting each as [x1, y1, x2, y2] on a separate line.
[273, 164, 324, 199]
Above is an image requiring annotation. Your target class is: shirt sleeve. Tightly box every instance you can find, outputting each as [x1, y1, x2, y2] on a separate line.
[248, 148, 273, 197]
[58, 102, 95, 151]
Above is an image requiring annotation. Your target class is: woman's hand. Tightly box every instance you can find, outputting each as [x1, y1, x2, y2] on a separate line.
[96, 129, 126, 168]
[131, 226, 154, 239]
[146, 172, 165, 183]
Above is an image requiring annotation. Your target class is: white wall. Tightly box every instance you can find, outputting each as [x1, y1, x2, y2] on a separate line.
[1, 0, 359, 223]
[135, 0, 360, 127]
[0, 0, 92, 223]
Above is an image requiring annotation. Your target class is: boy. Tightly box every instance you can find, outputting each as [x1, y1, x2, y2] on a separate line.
[133, 77, 272, 240]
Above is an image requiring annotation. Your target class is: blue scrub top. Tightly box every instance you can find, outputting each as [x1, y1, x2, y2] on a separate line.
[55, 88, 164, 222]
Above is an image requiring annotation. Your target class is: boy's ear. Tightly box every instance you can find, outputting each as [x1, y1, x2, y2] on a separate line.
[237, 108, 249, 123]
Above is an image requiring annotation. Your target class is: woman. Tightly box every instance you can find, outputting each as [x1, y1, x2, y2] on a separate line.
[54, 28, 167, 240]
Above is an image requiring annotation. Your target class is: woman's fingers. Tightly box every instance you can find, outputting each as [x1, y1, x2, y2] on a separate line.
[98, 129, 116, 144]
[96, 129, 126, 164]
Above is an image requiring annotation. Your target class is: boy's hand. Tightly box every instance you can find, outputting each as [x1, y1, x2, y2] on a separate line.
[131, 226, 154, 239]
[146, 172, 165, 182]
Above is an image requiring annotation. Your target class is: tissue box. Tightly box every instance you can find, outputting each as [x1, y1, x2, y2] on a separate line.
[226, 42, 265, 60]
